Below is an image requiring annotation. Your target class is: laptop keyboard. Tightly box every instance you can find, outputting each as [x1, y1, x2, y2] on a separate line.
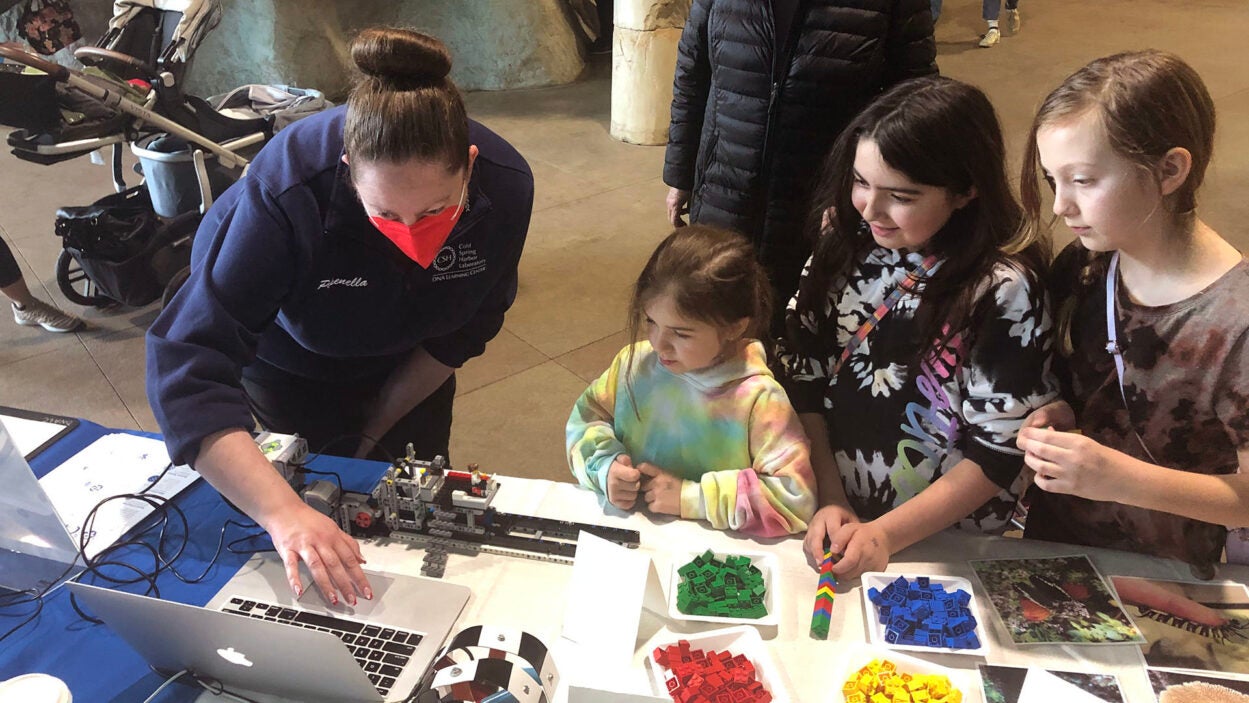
[221, 597, 424, 697]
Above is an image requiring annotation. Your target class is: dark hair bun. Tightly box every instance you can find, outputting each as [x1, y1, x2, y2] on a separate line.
[351, 27, 452, 88]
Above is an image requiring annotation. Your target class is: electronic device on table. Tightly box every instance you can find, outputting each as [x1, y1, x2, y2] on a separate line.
[293, 442, 642, 578]
[70, 555, 470, 703]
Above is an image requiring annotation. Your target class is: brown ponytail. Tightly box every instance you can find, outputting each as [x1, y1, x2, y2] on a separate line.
[344, 27, 469, 171]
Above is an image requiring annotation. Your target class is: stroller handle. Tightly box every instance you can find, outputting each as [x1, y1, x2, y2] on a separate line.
[75, 47, 161, 83]
[0, 46, 68, 81]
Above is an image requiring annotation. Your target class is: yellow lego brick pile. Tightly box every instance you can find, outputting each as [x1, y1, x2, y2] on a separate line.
[841, 658, 962, 703]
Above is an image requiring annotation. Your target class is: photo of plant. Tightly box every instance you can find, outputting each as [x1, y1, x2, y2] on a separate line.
[979, 664, 1124, 703]
[1148, 668, 1249, 702]
[1111, 576, 1249, 676]
[969, 555, 1143, 645]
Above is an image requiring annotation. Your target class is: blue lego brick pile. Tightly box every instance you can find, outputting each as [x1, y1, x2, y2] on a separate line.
[867, 575, 980, 650]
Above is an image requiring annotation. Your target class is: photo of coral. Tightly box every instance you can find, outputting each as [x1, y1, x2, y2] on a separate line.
[1148, 668, 1249, 703]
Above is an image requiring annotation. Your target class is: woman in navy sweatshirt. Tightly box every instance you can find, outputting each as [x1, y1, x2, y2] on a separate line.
[146, 28, 533, 604]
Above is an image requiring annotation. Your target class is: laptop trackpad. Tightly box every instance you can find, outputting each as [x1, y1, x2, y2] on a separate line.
[297, 571, 396, 619]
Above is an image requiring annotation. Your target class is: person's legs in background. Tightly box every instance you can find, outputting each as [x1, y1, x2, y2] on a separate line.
[1, 235, 84, 333]
[981, 0, 1021, 47]
[1005, 0, 1021, 34]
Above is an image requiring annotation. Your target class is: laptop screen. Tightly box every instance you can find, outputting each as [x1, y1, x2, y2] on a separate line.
[0, 423, 81, 594]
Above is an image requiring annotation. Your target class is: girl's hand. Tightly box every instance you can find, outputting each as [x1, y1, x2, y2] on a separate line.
[1019, 427, 1132, 502]
[605, 454, 641, 510]
[803, 504, 860, 568]
[828, 521, 891, 580]
[1111, 576, 1228, 627]
[637, 462, 682, 515]
[1019, 400, 1077, 434]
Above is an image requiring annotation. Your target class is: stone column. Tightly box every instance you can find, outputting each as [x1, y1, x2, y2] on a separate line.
[610, 0, 690, 145]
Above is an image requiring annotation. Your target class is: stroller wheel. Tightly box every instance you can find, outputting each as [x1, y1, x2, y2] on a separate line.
[55, 249, 115, 308]
[161, 265, 191, 309]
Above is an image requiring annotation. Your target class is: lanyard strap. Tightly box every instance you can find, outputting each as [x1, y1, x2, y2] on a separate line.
[1105, 252, 1160, 463]
[831, 254, 941, 378]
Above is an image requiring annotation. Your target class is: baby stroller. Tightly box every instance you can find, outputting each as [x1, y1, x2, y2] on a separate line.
[0, 0, 321, 307]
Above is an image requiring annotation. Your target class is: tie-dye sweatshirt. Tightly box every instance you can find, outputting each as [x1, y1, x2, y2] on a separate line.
[566, 340, 816, 537]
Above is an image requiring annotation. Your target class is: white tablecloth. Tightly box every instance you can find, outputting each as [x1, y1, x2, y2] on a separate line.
[218, 476, 1249, 702]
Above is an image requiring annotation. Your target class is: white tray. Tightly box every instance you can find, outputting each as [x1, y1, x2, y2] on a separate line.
[860, 571, 989, 657]
[667, 549, 780, 628]
[646, 625, 790, 703]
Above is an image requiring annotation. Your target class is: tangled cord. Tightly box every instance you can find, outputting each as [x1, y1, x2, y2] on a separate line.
[0, 466, 267, 641]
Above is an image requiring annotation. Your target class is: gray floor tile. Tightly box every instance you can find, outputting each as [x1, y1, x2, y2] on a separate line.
[0, 342, 139, 430]
[79, 329, 159, 433]
[555, 330, 630, 384]
[455, 328, 549, 397]
[506, 178, 672, 358]
[449, 361, 588, 484]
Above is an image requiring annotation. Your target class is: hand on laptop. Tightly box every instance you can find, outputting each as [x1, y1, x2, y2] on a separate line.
[266, 502, 374, 606]
[194, 430, 375, 606]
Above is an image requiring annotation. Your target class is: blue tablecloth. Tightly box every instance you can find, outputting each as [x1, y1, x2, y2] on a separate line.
[0, 421, 390, 701]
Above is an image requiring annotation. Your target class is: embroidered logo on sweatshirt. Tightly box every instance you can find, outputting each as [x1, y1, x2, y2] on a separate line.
[317, 276, 369, 290]
[431, 242, 487, 282]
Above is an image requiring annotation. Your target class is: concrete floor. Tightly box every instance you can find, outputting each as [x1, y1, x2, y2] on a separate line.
[2, 0, 1247, 483]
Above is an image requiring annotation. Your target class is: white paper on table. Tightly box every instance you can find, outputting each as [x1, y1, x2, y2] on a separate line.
[560, 531, 666, 666]
[38, 433, 199, 558]
[1016, 668, 1115, 703]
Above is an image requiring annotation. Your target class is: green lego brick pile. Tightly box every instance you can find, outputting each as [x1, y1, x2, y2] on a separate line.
[675, 550, 768, 619]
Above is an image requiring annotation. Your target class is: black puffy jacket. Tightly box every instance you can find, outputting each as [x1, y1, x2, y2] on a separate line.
[663, 0, 937, 301]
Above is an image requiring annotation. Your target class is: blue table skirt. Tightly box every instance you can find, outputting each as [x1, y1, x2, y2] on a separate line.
[0, 421, 389, 701]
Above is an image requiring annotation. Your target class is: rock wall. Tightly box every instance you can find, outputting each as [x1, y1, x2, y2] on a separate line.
[610, 0, 689, 145]
[178, 0, 587, 98]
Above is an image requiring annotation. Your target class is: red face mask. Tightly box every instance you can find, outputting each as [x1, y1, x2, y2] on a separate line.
[368, 181, 468, 268]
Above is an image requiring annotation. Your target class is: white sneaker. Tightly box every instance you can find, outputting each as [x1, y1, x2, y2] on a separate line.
[12, 299, 84, 333]
[979, 27, 1001, 47]
[1007, 9, 1021, 33]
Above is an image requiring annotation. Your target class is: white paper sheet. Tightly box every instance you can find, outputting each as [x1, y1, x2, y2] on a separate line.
[561, 531, 666, 665]
[38, 433, 199, 558]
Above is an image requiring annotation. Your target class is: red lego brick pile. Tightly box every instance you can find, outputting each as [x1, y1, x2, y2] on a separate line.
[652, 640, 773, 703]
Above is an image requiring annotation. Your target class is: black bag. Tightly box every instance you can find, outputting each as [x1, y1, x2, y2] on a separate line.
[55, 186, 167, 306]
[18, 0, 82, 56]
[0, 72, 60, 131]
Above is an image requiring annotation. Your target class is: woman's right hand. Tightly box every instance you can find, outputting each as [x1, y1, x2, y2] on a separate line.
[605, 454, 641, 510]
[803, 503, 860, 567]
[263, 501, 373, 606]
[666, 188, 691, 227]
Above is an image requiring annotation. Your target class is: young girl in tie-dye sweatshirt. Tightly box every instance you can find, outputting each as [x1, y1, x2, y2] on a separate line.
[565, 226, 816, 537]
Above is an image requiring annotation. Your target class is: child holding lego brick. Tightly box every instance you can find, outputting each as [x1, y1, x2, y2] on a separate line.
[1016, 51, 1249, 580]
[779, 76, 1058, 579]
[566, 225, 817, 537]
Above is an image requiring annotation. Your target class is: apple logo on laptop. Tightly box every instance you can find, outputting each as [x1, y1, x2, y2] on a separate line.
[216, 647, 254, 667]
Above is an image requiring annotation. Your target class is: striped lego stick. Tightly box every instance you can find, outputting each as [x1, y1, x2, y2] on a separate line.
[810, 550, 837, 639]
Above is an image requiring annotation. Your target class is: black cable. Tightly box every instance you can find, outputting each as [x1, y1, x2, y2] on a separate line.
[138, 461, 175, 495]
[310, 432, 397, 465]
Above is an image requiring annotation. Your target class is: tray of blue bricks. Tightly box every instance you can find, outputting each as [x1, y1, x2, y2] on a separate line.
[860, 572, 988, 656]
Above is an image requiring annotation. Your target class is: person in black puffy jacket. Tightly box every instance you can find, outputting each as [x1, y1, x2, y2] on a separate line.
[663, 0, 937, 332]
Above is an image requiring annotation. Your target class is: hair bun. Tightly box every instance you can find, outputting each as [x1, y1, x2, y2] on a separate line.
[351, 27, 452, 88]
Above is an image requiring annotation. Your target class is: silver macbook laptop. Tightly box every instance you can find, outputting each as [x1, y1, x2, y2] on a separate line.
[69, 554, 470, 702]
